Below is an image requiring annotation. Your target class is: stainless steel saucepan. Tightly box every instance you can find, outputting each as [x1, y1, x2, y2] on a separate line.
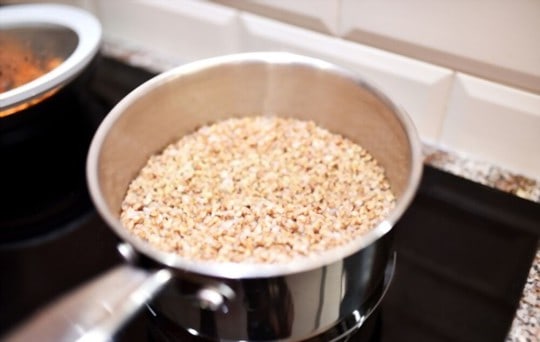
[5, 52, 422, 342]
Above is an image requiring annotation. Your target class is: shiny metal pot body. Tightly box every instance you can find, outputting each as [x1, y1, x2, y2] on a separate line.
[5, 52, 422, 342]
[150, 233, 394, 341]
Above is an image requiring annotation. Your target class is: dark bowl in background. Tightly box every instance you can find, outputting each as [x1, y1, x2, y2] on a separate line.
[0, 4, 102, 243]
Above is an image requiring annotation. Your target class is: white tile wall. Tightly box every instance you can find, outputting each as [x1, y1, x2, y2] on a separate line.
[211, 0, 340, 35]
[339, 0, 540, 95]
[94, 0, 240, 63]
[440, 74, 540, 178]
[240, 13, 453, 143]
[6, 0, 540, 178]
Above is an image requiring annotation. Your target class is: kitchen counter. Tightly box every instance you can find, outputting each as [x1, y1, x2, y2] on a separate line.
[422, 146, 539, 342]
[100, 40, 540, 342]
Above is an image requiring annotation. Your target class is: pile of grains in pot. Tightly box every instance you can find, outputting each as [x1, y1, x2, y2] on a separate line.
[120, 116, 396, 263]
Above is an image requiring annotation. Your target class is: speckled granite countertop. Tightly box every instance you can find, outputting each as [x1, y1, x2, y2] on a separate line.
[422, 146, 539, 342]
[101, 40, 540, 342]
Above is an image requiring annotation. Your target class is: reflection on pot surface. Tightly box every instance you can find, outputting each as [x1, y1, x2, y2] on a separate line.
[148, 236, 394, 341]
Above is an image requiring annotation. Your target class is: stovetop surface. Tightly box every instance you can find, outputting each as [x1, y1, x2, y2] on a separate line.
[0, 56, 538, 342]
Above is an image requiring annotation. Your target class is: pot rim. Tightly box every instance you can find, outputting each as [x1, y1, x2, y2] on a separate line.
[87, 52, 423, 279]
[0, 3, 102, 110]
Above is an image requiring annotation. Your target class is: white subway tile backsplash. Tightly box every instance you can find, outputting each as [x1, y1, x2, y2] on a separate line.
[240, 13, 453, 143]
[85, 0, 540, 177]
[95, 0, 239, 64]
[339, 0, 540, 94]
[211, 0, 340, 35]
[440, 74, 540, 178]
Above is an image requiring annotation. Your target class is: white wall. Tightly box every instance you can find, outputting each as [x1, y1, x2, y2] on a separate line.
[4, 0, 539, 179]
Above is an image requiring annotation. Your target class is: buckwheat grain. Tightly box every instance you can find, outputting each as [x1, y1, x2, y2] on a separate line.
[120, 117, 395, 263]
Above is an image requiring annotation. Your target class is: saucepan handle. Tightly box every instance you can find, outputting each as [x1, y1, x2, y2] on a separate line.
[4, 265, 173, 342]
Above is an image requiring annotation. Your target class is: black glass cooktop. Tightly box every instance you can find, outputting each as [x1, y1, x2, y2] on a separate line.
[0, 56, 538, 342]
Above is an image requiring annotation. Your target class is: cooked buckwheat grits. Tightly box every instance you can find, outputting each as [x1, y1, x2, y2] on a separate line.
[120, 116, 395, 263]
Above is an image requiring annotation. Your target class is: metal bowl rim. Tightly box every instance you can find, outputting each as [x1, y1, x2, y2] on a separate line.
[87, 51, 423, 279]
[0, 3, 102, 109]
